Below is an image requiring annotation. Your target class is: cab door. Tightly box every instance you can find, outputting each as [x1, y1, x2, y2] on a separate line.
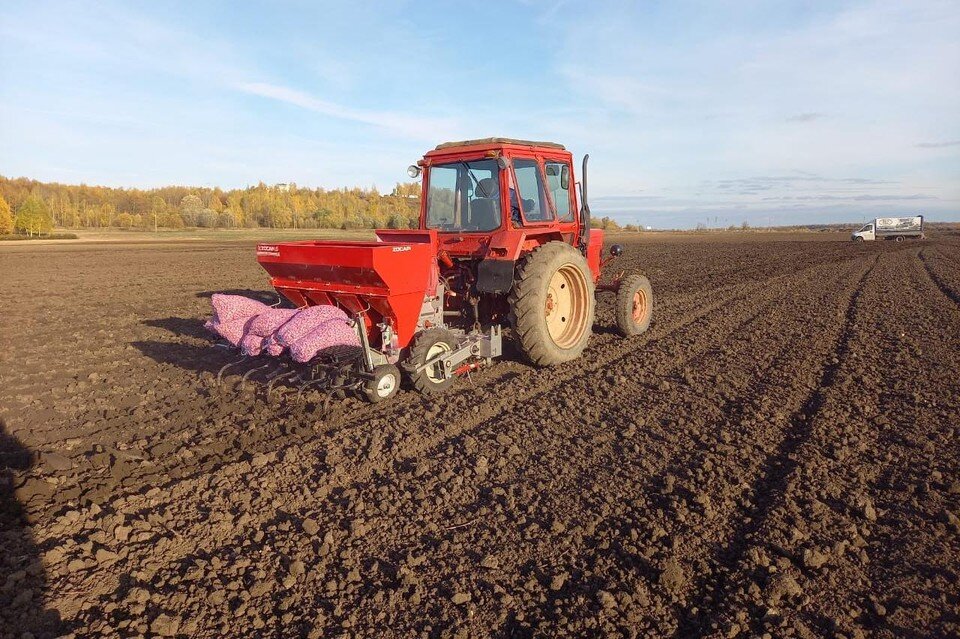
[509, 154, 579, 244]
[543, 158, 578, 244]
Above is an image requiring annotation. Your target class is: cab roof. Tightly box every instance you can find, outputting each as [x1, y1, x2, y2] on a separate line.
[434, 137, 565, 151]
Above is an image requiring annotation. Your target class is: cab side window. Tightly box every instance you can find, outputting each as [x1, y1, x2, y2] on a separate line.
[545, 160, 572, 221]
[513, 159, 551, 222]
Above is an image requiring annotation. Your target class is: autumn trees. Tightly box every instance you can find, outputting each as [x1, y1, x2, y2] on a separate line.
[589, 215, 623, 231]
[12, 195, 54, 236]
[0, 177, 422, 233]
[0, 196, 13, 234]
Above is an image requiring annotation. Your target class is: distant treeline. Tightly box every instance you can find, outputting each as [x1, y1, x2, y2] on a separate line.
[0, 175, 635, 235]
[0, 176, 422, 234]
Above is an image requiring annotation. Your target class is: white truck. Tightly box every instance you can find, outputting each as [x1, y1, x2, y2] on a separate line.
[851, 215, 924, 242]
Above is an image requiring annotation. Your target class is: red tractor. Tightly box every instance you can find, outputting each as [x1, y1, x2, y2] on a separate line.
[255, 138, 653, 402]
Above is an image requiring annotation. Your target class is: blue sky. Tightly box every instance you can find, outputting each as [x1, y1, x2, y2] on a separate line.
[1, 0, 957, 228]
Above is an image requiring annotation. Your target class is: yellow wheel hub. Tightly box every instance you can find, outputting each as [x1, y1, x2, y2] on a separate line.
[544, 263, 590, 348]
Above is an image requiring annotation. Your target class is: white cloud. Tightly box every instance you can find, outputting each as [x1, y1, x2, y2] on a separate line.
[235, 82, 459, 141]
[786, 112, 826, 123]
[916, 140, 960, 149]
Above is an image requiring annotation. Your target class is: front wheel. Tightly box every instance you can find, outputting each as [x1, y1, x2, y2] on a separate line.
[615, 273, 654, 336]
[854, 236, 865, 243]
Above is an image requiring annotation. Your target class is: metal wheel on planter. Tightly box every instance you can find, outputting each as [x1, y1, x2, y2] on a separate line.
[363, 364, 400, 403]
[407, 328, 457, 394]
[510, 241, 595, 366]
[614, 272, 653, 336]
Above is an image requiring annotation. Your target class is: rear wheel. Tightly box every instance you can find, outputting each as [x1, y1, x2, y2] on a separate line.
[615, 272, 653, 336]
[895, 235, 904, 243]
[510, 242, 595, 366]
[407, 328, 457, 394]
[363, 364, 400, 403]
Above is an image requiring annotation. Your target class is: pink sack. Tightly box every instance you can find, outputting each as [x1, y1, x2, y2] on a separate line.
[289, 318, 361, 363]
[277, 305, 350, 347]
[247, 308, 298, 337]
[211, 316, 253, 346]
[264, 337, 285, 357]
[210, 294, 269, 323]
[240, 332, 267, 357]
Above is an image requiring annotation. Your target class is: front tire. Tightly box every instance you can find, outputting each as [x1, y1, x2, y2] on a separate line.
[509, 242, 595, 366]
[615, 272, 653, 336]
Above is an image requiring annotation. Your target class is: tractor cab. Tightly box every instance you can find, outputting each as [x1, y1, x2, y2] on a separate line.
[409, 138, 597, 270]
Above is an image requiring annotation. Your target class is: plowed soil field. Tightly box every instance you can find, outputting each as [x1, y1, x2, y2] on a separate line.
[2, 232, 959, 639]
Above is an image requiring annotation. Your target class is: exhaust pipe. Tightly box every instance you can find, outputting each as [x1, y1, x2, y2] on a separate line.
[579, 153, 591, 253]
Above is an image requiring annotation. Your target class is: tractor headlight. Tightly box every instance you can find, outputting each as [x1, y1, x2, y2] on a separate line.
[407, 165, 422, 179]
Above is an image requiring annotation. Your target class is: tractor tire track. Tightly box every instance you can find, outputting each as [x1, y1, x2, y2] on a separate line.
[854, 251, 960, 638]
[918, 247, 960, 307]
[671, 252, 879, 637]
[694, 247, 960, 639]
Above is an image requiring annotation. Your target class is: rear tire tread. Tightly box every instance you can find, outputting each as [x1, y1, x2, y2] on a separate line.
[509, 242, 595, 366]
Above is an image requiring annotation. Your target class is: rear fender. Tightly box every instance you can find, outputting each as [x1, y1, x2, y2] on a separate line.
[479, 229, 568, 294]
[485, 228, 565, 261]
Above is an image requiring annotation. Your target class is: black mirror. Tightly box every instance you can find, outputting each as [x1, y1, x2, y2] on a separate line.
[497, 157, 511, 170]
[560, 165, 570, 190]
[609, 244, 623, 257]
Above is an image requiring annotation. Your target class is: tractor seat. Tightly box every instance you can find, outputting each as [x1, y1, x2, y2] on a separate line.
[476, 177, 499, 198]
[471, 178, 501, 230]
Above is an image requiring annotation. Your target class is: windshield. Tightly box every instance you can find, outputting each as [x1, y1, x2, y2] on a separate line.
[426, 159, 501, 232]
[859, 224, 873, 232]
